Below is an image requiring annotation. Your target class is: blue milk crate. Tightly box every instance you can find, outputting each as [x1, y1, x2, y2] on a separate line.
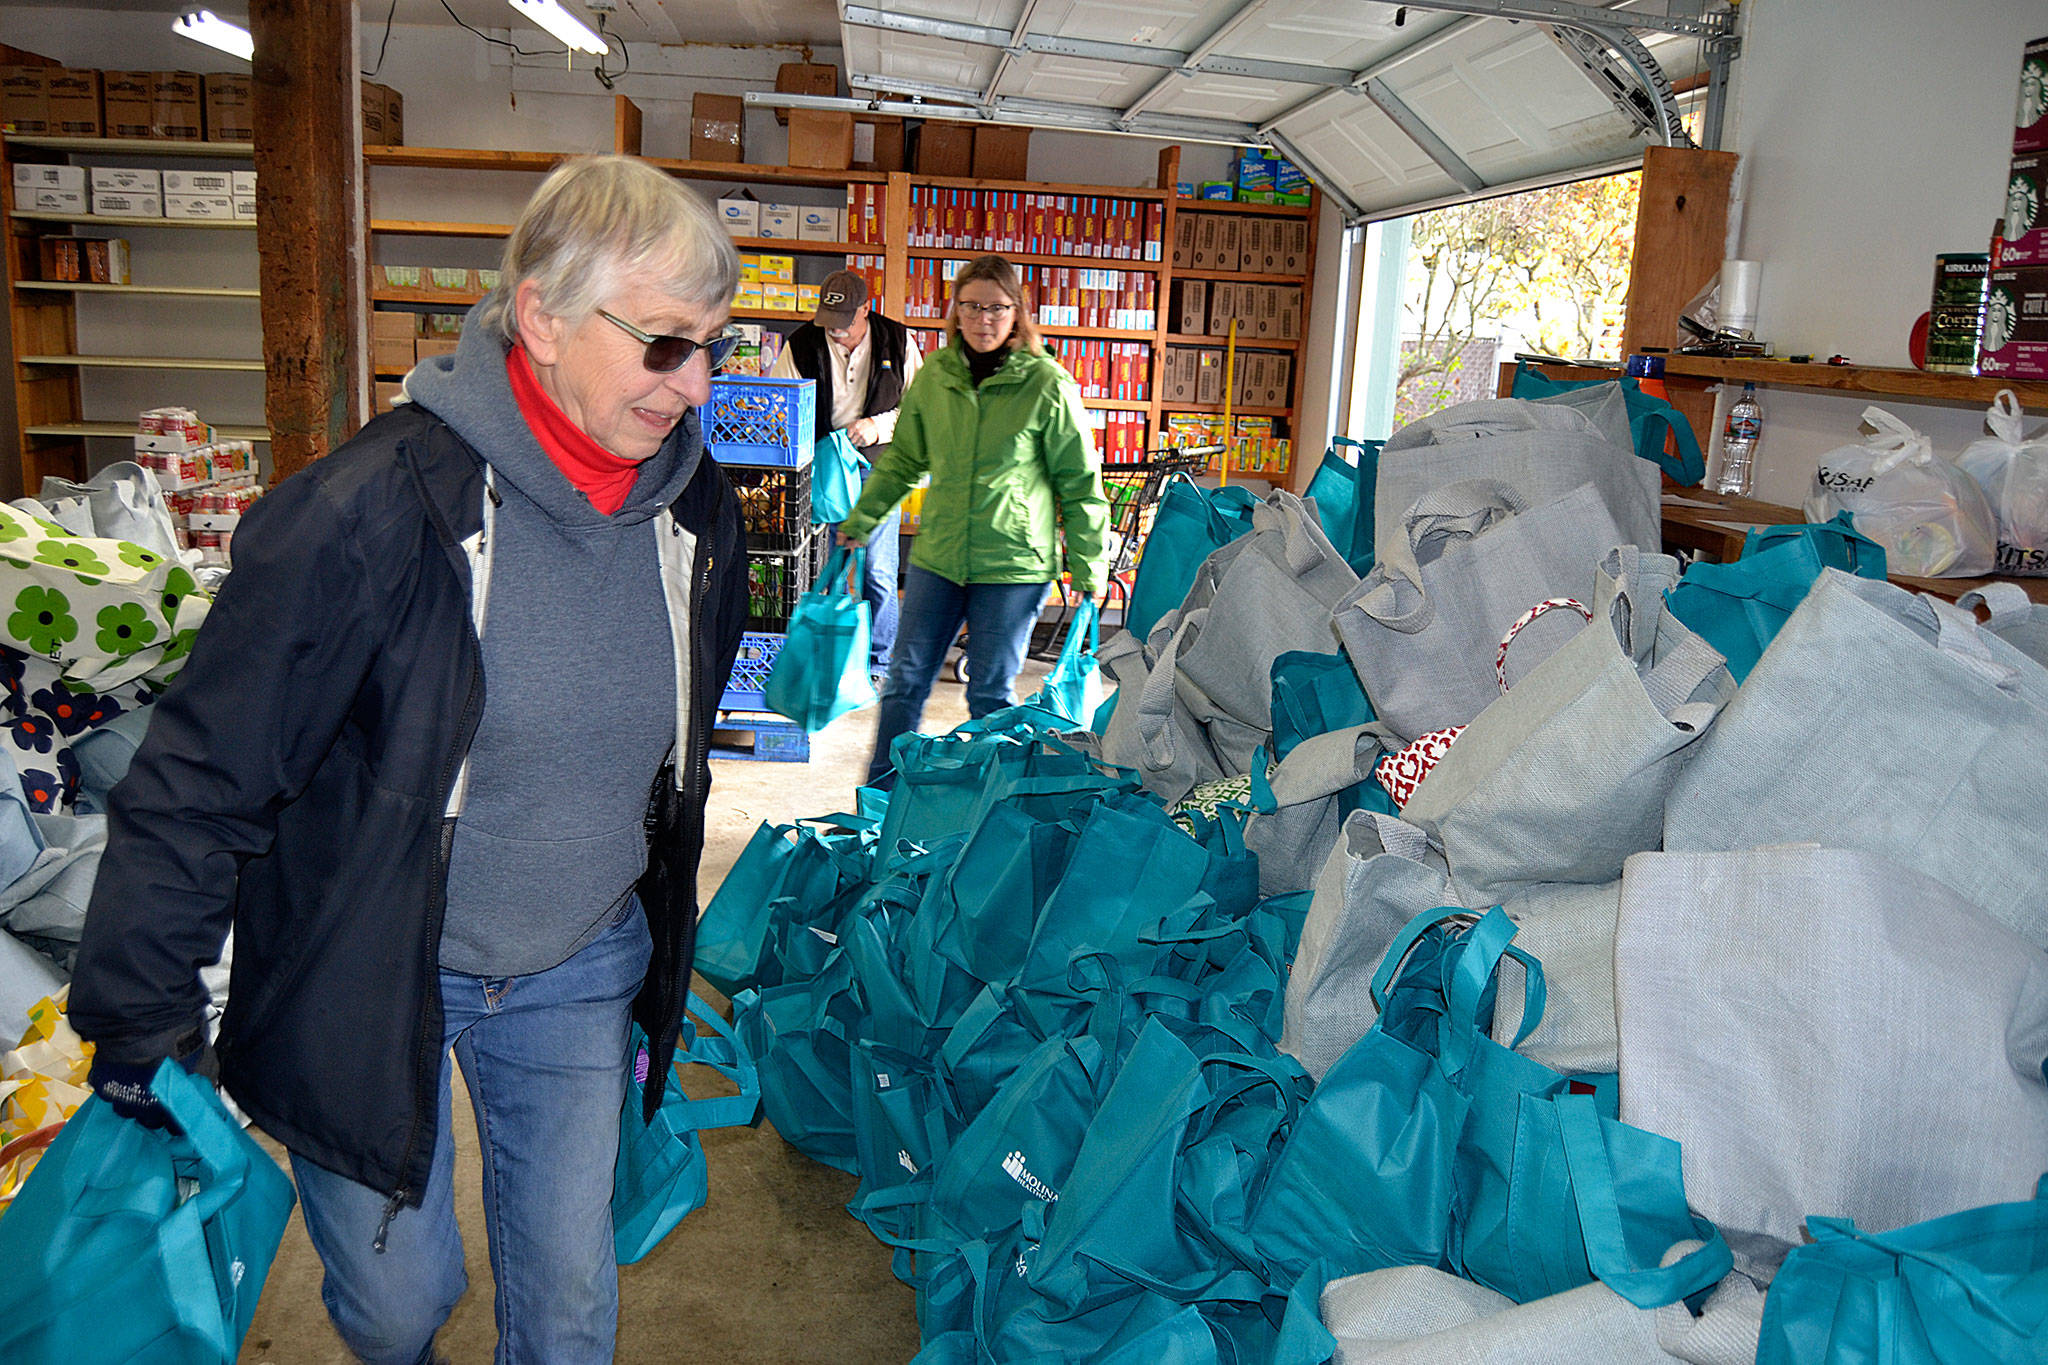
[720, 631, 785, 711]
[704, 377, 816, 468]
[711, 711, 811, 763]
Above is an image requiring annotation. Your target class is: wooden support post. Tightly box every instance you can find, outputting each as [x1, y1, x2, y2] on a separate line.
[250, 0, 365, 482]
[1621, 146, 1737, 455]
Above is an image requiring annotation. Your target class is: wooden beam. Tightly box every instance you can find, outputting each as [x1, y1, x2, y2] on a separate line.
[250, 0, 365, 482]
[1620, 146, 1737, 362]
[615, 95, 644, 156]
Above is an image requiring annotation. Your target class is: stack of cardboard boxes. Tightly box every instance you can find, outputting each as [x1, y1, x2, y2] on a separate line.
[732, 254, 817, 315]
[1170, 214, 1310, 278]
[714, 195, 848, 243]
[1981, 33, 2048, 380]
[133, 407, 264, 566]
[1177, 148, 1311, 207]
[1161, 413, 1292, 478]
[1158, 346, 1294, 409]
[1, 69, 262, 142]
[1172, 278, 1304, 341]
[13, 163, 256, 220]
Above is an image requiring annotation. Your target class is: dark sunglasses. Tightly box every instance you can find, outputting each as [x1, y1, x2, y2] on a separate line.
[597, 309, 743, 373]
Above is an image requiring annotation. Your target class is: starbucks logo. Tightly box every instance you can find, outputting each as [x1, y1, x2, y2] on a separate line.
[1986, 287, 2018, 353]
[2021, 58, 2047, 129]
[2007, 175, 2039, 241]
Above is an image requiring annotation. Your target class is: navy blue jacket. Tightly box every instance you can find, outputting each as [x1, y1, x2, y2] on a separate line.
[69, 403, 748, 1204]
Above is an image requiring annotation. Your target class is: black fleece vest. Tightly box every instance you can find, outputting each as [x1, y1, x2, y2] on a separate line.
[788, 315, 910, 453]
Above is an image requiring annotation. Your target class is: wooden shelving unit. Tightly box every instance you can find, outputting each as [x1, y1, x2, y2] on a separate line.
[3, 134, 264, 490]
[358, 103, 1321, 484]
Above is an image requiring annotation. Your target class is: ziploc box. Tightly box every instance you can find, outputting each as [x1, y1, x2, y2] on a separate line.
[15, 164, 85, 193]
[758, 203, 798, 239]
[2014, 34, 2048, 154]
[2000, 152, 2048, 266]
[164, 193, 235, 221]
[1236, 148, 1275, 193]
[1979, 265, 2048, 380]
[715, 194, 759, 236]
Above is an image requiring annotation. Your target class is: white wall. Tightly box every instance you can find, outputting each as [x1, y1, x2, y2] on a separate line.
[1725, 0, 2046, 504]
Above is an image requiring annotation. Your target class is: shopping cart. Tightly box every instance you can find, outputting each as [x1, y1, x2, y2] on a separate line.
[1021, 444, 1222, 661]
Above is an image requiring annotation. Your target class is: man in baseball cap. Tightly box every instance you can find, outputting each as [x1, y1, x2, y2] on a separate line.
[771, 269, 924, 681]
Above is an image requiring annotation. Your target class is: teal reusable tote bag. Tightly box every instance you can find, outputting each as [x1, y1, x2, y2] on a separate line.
[1305, 438, 1380, 576]
[1126, 480, 1261, 639]
[0, 1061, 296, 1365]
[1757, 1176, 2048, 1365]
[1664, 512, 1888, 681]
[614, 998, 762, 1264]
[1026, 597, 1102, 725]
[811, 429, 864, 524]
[765, 544, 876, 731]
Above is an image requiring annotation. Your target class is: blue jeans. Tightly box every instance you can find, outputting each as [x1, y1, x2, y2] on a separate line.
[290, 900, 652, 1365]
[865, 564, 1047, 785]
[863, 504, 902, 671]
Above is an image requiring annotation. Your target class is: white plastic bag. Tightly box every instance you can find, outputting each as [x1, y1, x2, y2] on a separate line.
[1804, 405, 1998, 576]
[1956, 390, 2048, 575]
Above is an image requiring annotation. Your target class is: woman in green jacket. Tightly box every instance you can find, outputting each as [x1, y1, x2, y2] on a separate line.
[840, 254, 1109, 784]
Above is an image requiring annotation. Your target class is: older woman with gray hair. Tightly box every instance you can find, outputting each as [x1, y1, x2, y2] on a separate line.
[69, 154, 750, 1363]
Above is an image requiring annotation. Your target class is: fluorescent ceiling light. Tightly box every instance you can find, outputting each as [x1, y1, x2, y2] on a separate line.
[172, 8, 253, 61]
[507, 0, 608, 55]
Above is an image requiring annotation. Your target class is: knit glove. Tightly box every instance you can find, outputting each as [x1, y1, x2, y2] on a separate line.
[86, 1026, 212, 1135]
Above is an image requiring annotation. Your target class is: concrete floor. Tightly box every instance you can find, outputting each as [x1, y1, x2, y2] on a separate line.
[238, 657, 1051, 1365]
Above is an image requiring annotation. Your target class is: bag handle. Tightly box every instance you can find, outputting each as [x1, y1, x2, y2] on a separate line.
[1442, 908, 1546, 1067]
[817, 544, 865, 599]
[1860, 405, 1934, 472]
[1958, 581, 2037, 630]
[662, 993, 762, 1131]
[1051, 596, 1100, 670]
[1987, 389, 2027, 446]
[1556, 1094, 1734, 1310]
[1367, 905, 1475, 1012]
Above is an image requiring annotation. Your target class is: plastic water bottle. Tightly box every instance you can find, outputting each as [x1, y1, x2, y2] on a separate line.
[1714, 382, 1763, 496]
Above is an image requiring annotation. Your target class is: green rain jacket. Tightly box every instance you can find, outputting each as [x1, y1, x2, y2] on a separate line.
[841, 342, 1110, 595]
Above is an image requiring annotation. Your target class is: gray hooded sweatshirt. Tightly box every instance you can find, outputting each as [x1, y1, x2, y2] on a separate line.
[406, 316, 699, 976]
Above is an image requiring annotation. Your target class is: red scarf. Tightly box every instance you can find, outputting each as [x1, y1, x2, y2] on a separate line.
[505, 344, 640, 515]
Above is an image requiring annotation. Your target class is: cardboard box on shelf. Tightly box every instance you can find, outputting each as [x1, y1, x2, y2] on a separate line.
[1172, 215, 1196, 268]
[762, 282, 801, 312]
[1253, 283, 1279, 338]
[1199, 182, 1233, 201]
[735, 281, 764, 309]
[1194, 348, 1224, 405]
[1216, 218, 1244, 272]
[233, 195, 255, 221]
[475, 268, 499, 293]
[1, 66, 50, 134]
[1980, 264, 2048, 379]
[2001, 152, 2047, 266]
[150, 71, 203, 140]
[101, 71, 151, 138]
[1162, 348, 1198, 404]
[164, 193, 234, 221]
[91, 191, 163, 219]
[797, 206, 840, 241]
[2013, 34, 2048, 155]
[360, 79, 386, 145]
[787, 109, 853, 170]
[851, 115, 905, 172]
[423, 312, 464, 336]
[204, 72, 252, 142]
[915, 120, 974, 177]
[89, 167, 160, 195]
[36, 237, 79, 282]
[414, 336, 459, 362]
[716, 194, 760, 236]
[758, 203, 798, 239]
[1278, 220, 1308, 273]
[162, 169, 233, 196]
[691, 92, 745, 163]
[425, 265, 473, 296]
[1277, 285, 1303, 339]
[371, 310, 419, 341]
[373, 335, 414, 373]
[972, 125, 1030, 180]
[31, 187, 87, 212]
[15, 163, 86, 192]
[771, 62, 837, 124]
[231, 169, 256, 195]
[1244, 218, 1270, 274]
[1178, 279, 1208, 335]
[82, 238, 130, 285]
[1192, 215, 1219, 270]
[758, 254, 795, 284]
[47, 69, 101, 137]
[374, 381, 404, 414]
